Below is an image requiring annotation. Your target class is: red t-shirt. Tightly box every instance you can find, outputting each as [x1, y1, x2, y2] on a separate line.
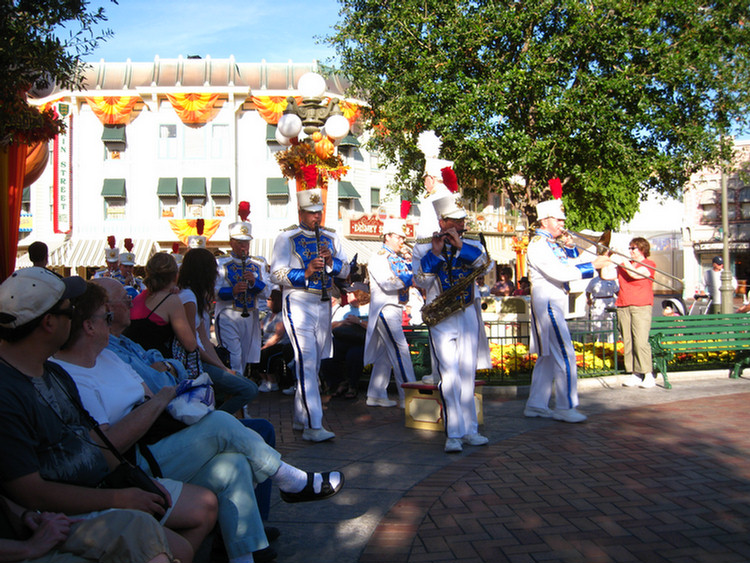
[615, 259, 656, 307]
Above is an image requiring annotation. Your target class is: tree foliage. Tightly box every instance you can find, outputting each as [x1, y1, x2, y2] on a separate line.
[327, 0, 750, 228]
[1, 0, 115, 144]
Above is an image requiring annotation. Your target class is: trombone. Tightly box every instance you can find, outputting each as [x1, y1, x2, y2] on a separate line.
[563, 229, 683, 290]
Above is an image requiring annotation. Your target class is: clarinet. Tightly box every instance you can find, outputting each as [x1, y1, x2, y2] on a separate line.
[240, 255, 250, 317]
[314, 226, 330, 302]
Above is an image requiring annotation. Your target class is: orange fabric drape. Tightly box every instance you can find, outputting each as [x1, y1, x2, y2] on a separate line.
[339, 101, 361, 126]
[0, 143, 29, 281]
[166, 93, 222, 124]
[85, 96, 140, 125]
[168, 219, 222, 245]
[252, 96, 304, 125]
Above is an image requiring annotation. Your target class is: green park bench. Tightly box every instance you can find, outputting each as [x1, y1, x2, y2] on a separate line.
[648, 313, 750, 389]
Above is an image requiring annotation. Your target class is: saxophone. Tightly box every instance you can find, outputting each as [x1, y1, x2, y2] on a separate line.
[421, 233, 491, 327]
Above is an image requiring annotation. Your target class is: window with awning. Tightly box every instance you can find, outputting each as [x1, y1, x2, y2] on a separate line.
[267, 178, 289, 197]
[157, 178, 179, 197]
[101, 125, 126, 145]
[211, 177, 231, 197]
[339, 134, 360, 147]
[338, 181, 360, 199]
[101, 179, 126, 198]
[266, 124, 278, 142]
[182, 178, 207, 197]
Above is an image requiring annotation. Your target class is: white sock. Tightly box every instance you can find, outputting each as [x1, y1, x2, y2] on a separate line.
[273, 462, 342, 494]
[230, 554, 253, 563]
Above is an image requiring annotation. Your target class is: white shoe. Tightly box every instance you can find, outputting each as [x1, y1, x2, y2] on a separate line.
[282, 387, 295, 395]
[622, 374, 642, 387]
[421, 375, 437, 385]
[552, 408, 588, 423]
[444, 438, 463, 453]
[258, 381, 272, 392]
[366, 397, 397, 407]
[462, 433, 489, 446]
[302, 428, 335, 442]
[524, 405, 553, 418]
[639, 373, 656, 389]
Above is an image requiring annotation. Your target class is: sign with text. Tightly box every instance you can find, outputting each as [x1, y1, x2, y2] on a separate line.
[345, 214, 415, 239]
[53, 103, 72, 234]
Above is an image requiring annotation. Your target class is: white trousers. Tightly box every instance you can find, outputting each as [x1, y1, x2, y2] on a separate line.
[281, 291, 332, 429]
[216, 308, 260, 374]
[527, 294, 579, 410]
[429, 306, 480, 439]
[366, 305, 416, 400]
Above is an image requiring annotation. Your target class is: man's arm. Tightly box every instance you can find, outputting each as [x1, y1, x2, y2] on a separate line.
[3, 472, 168, 519]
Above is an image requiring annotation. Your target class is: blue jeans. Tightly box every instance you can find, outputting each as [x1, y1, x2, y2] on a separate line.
[137, 410, 281, 557]
[241, 418, 275, 521]
[205, 363, 258, 413]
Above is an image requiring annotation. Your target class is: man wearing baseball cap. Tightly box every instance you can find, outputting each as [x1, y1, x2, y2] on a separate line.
[524, 200, 611, 423]
[270, 188, 350, 442]
[702, 255, 737, 314]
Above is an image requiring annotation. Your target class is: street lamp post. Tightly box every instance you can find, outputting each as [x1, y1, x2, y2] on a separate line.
[720, 166, 734, 313]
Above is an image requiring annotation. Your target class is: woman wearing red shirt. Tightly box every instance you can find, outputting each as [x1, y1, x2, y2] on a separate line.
[614, 237, 656, 388]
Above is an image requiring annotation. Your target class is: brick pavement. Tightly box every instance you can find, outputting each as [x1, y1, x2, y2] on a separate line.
[247, 379, 750, 563]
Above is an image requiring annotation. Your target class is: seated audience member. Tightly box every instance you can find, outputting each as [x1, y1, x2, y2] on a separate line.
[490, 267, 516, 296]
[177, 248, 258, 413]
[0, 494, 175, 563]
[52, 282, 345, 563]
[0, 268, 217, 563]
[255, 289, 294, 393]
[28, 241, 49, 268]
[513, 277, 531, 296]
[323, 290, 368, 399]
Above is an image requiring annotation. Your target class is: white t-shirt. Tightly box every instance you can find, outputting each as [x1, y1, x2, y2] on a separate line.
[53, 349, 145, 426]
[178, 288, 211, 351]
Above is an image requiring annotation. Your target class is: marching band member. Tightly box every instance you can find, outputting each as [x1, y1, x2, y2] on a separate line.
[364, 218, 417, 408]
[524, 198, 611, 423]
[93, 235, 119, 278]
[215, 202, 269, 377]
[112, 238, 145, 299]
[270, 188, 350, 442]
[412, 194, 489, 453]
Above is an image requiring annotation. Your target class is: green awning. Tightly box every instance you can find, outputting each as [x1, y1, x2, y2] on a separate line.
[339, 134, 360, 147]
[157, 177, 178, 197]
[22, 186, 30, 203]
[101, 125, 126, 143]
[211, 177, 231, 196]
[101, 178, 126, 198]
[266, 124, 278, 141]
[182, 177, 206, 197]
[267, 178, 289, 196]
[338, 181, 360, 199]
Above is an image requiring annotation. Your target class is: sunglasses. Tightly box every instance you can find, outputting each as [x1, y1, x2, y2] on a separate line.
[629, 246, 637, 250]
[91, 311, 114, 326]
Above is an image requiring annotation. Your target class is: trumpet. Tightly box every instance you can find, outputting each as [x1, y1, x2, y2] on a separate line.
[314, 225, 330, 302]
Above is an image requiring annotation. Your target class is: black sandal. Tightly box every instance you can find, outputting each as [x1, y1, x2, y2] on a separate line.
[279, 471, 344, 503]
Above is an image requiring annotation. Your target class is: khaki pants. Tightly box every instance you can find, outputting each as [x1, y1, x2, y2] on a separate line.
[617, 305, 653, 375]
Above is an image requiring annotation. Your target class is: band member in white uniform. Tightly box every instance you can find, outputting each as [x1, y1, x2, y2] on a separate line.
[413, 194, 490, 453]
[364, 218, 417, 407]
[524, 199, 611, 423]
[270, 188, 350, 442]
[215, 214, 269, 377]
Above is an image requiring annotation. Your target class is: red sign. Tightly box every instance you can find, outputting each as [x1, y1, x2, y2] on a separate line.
[345, 214, 416, 239]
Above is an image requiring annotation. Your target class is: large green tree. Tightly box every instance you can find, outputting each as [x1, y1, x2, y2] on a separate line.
[1, 0, 114, 144]
[327, 0, 750, 229]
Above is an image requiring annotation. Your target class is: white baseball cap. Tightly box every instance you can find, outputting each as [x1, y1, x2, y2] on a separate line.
[0, 268, 87, 328]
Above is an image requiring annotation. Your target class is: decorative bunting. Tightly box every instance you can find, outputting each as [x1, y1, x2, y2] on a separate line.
[168, 219, 222, 245]
[253, 96, 299, 124]
[166, 93, 222, 124]
[85, 96, 140, 125]
[339, 101, 361, 126]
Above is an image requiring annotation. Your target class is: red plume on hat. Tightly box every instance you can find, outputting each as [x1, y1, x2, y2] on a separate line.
[196, 219, 205, 236]
[107, 235, 116, 249]
[124, 238, 134, 252]
[400, 200, 412, 219]
[441, 167, 459, 193]
[172, 242, 180, 253]
[549, 178, 563, 199]
[238, 201, 250, 221]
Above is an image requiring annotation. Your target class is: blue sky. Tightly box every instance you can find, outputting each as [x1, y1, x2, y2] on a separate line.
[83, 0, 341, 64]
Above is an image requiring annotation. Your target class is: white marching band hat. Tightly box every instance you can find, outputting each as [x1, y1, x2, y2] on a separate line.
[382, 218, 407, 237]
[297, 188, 324, 212]
[536, 199, 566, 221]
[432, 194, 467, 220]
[119, 252, 136, 266]
[228, 221, 252, 241]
